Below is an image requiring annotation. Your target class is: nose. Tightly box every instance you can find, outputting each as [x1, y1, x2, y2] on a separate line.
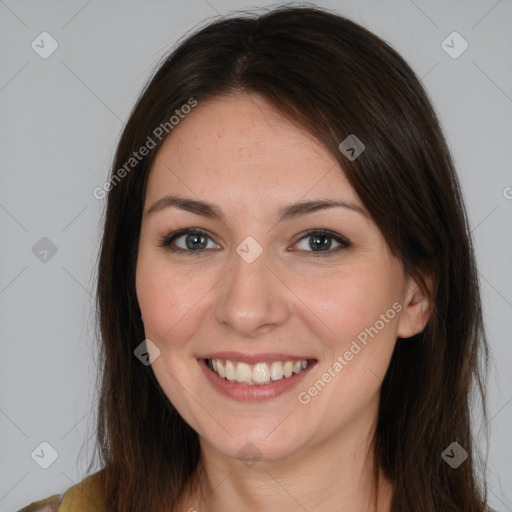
[214, 246, 291, 337]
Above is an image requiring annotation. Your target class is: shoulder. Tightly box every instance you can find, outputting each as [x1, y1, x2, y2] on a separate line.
[16, 472, 105, 512]
[16, 493, 62, 512]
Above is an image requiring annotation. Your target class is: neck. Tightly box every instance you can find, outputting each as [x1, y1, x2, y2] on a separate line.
[180, 407, 394, 512]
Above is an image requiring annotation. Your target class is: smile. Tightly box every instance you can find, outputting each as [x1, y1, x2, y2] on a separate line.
[198, 354, 318, 401]
[206, 358, 314, 385]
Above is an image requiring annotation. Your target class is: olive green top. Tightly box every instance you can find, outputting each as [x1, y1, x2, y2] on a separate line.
[16, 472, 105, 512]
[17, 473, 498, 512]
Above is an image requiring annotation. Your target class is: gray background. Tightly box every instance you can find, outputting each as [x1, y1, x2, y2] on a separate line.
[1, 0, 511, 510]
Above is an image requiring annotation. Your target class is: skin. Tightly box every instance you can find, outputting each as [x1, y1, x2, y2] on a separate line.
[135, 93, 431, 512]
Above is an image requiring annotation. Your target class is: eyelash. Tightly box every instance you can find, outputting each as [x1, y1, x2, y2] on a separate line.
[157, 228, 351, 258]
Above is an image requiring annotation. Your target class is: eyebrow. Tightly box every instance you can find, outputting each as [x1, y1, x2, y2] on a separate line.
[145, 194, 368, 222]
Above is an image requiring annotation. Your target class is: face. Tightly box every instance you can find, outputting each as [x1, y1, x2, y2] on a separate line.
[136, 93, 427, 464]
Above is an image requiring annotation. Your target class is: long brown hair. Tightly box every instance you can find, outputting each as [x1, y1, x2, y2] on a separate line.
[89, 4, 490, 511]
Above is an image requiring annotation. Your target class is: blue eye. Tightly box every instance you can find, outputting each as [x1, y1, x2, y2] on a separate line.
[158, 229, 219, 255]
[158, 228, 350, 257]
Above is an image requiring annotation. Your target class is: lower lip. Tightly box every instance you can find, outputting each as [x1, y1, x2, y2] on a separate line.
[198, 358, 317, 401]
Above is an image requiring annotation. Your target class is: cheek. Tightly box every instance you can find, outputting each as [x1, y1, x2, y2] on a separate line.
[293, 272, 400, 424]
[136, 252, 180, 337]
[304, 265, 401, 347]
[136, 255, 215, 349]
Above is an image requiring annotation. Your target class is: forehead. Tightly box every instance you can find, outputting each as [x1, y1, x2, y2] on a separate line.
[145, 93, 360, 207]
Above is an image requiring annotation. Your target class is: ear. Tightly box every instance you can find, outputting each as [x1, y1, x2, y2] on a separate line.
[397, 273, 433, 339]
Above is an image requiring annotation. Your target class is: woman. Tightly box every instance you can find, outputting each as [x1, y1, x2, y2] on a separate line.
[19, 4, 491, 511]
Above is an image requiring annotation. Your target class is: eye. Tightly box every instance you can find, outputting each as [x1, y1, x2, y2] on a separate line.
[292, 229, 351, 258]
[158, 228, 220, 255]
[157, 228, 351, 258]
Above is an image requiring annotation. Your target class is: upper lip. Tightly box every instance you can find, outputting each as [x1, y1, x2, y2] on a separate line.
[198, 351, 317, 365]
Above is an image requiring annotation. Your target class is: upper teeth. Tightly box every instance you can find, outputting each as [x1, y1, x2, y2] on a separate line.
[208, 359, 309, 385]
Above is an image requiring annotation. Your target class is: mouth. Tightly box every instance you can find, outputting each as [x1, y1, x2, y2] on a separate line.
[197, 354, 318, 401]
[204, 357, 316, 385]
